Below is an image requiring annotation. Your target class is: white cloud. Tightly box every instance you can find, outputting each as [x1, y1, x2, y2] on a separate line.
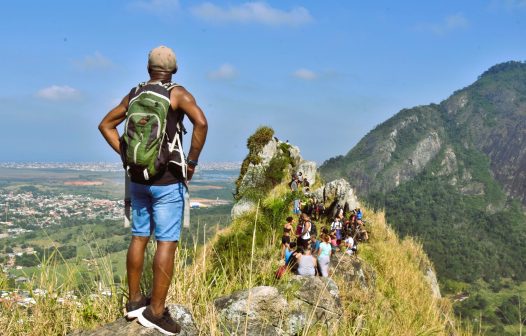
[418, 13, 469, 36]
[191, 2, 312, 26]
[293, 68, 317, 80]
[130, 0, 180, 15]
[75, 52, 112, 70]
[36, 85, 80, 101]
[208, 64, 238, 80]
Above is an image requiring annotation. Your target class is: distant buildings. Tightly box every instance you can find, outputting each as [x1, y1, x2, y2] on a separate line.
[0, 191, 124, 233]
[0, 161, 241, 171]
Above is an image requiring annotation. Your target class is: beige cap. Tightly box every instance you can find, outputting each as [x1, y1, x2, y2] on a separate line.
[148, 46, 177, 73]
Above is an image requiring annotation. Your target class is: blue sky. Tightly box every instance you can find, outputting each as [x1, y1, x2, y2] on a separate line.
[1, 0, 525, 164]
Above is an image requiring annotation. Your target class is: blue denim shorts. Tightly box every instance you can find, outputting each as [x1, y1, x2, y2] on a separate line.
[130, 182, 185, 242]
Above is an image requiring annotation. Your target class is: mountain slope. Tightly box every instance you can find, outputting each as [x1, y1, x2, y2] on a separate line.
[320, 61, 526, 284]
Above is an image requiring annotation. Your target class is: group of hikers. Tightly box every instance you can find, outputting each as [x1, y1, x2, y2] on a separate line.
[278, 173, 369, 279]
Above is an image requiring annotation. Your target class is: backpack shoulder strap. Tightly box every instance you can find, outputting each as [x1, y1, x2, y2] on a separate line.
[163, 82, 182, 91]
[135, 82, 147, 93]
[128, 82, 146, 101]
[162, 82, 187, 135]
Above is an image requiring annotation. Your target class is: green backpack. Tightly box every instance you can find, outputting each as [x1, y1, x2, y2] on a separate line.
[120, 81, 186, 182]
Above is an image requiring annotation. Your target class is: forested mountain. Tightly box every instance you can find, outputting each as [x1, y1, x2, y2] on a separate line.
[320, 61, 526, 284]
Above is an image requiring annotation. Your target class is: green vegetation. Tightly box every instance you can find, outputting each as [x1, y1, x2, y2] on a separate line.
[320, 61, 526, 335]
[0, 245, 123, 335]
[183, 186, 466, 335]
[374, 171, 525, 283]
[0, 129, 472, 335]
[234, 125, 275, 199]
[453, 280, 526, 335]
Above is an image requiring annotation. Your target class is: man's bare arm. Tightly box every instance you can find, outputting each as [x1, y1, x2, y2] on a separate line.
[172, 88, 208, 180]
[98, 96, 129, 154]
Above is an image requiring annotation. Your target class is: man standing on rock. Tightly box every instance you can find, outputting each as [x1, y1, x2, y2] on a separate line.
[99, 45, 208, 335]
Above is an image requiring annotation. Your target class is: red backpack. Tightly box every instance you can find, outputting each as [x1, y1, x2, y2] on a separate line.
[295, 222, 303, 236]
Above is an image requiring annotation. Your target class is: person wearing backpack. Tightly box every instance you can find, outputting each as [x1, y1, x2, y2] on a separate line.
[299, 214, 312, 249]
[98, 46, 208, 335]
[317, 233, 332, 277]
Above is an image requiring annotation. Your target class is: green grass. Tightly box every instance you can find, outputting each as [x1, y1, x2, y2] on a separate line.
[451, 279, 526, 335]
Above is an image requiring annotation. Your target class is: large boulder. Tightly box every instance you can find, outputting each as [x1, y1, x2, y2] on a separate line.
[231, 198, 256, 219]
[297, 161, 317, 186]
[284, 275, 343, 329]
[330, 253, 376, 292]
[214, 277, 343, 335]
[259, 137, 280, 165]
[214, 286, 290, 335]
[69, 304, 198, 336]
[236, 138, 280, 198]
[312, 178, 360, 210]
[237, 165, 267, 196]
[287, 143, 302, 166]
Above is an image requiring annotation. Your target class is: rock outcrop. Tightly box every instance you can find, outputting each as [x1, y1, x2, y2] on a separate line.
[312, 178, 360, 211]
[230, 198, 257, 219]
[232, 136, 319, 219]
[423, 266, 442, 299]
[69, 304, 198, 336]
[214, 276, 343, 335]
[330, 253, 376, 292]
[296, 160, 317, 186]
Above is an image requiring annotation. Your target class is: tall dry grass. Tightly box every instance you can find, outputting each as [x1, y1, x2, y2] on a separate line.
[1, 187, 472, 335]
[0, 246, 122, 335]
[331, 209, 469, 336]
[162, 186, 471, 335]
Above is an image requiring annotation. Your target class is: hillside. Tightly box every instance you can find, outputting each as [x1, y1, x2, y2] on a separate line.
[1, 128, 465, 335]
[157, 127, 464, 335]
[321, 61, 526, 205]
[320, 61, 526, 334]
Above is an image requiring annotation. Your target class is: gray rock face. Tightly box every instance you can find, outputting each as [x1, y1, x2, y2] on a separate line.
[297, 160, 317, 186]
[330, 254, 376, 291]
[317, 178, 359, 210]
[288, 144, 302, 166]
[424, 267, 442, 299]
[459, 182, 485, 196]
[236, 138, 280, 198]
[259, 138, 280, 165]
[390, 131, 442, 188]
[285, 276, 343, 329]
[409, 132, 442, 171]
[233, 136, 317, 220]
[438, 147, 458, 177]
[483, 119, 526, 205]
[215, 277, 343, 336]
[237, 165, 266, 196]
[214, 286, 290, 335]
[69, 304, 198, 336]
[382, 115, 419, 164]
[231, 198, 256, 219]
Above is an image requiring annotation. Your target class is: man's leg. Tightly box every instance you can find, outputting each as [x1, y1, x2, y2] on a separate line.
[150, 241, 178, 316]
[127, 236, 150, 302]
[128, 182, 153, 303]
[149, 182, 185, 316]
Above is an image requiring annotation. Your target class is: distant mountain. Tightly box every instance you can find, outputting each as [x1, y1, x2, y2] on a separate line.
[320, 61, 526, 283]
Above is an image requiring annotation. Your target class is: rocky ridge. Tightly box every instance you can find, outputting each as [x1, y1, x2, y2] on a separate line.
[321, 61, 526, 205]
[72, 131, 446, 336]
